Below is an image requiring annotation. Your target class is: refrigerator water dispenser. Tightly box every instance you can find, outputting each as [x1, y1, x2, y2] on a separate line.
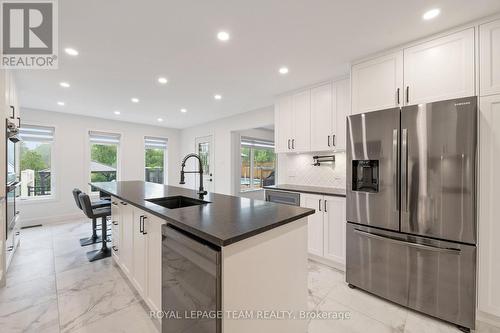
[352, 160, 379, 193]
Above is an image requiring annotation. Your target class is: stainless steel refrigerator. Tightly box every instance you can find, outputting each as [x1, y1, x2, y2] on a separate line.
[346, 96, 477, 331]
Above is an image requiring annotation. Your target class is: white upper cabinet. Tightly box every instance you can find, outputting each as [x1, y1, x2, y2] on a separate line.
[275, 89, 311, 153]
[333, 78, 350, 151]
[480, 19, 500, 97]
[351, 51, 404, 115]
[291, 89, 311, 152]
[310, 83, 333, 152]
[276, 78, 349, 154]
[274, 95, 293, 153]
[403, 28, 475, 105]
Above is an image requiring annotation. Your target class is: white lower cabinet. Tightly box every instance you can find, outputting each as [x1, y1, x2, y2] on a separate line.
[301, 193, 346, 269]
[132, 208, 148, 296]
[301, 194, 324, 257]
[110, 197, 165, 315]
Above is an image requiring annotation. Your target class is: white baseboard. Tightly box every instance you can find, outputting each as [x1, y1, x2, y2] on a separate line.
[20, 212, 84, 227]
[477, 310, 500, 328]
[308, 253, 346, 272]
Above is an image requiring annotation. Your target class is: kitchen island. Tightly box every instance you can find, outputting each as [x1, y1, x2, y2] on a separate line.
[91, 181, 314, 333]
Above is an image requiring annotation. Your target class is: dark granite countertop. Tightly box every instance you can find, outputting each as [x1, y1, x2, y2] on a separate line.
[91, 181, 314, 247]
[263, 184, 346, 197]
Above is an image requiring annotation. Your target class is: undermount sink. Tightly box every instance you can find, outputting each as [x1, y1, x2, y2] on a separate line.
[146, 196, 210, 209]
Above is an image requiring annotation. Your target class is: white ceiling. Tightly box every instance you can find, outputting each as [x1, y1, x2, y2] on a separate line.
[16, 0, 500, 129]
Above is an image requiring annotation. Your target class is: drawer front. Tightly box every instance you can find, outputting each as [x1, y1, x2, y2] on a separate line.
[346, 223, 476, 329]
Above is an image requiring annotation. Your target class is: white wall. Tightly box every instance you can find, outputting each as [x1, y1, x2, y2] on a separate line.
[179, 106, 274, 195]
[19, 108, 181, 226]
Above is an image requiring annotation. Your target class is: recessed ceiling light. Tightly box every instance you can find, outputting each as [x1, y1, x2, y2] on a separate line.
[279, 67, 289, 75]
[217, 31, 230, 41]
[214, 94, 222, 100]
[57, 101, 65, 106]
[131, 97, 139, 103]
[423, 8, 440, 20]
[64, 48, 79, 56]
[180, 108, 187, 113]
[157, 77, 168, 85]
[157, 118, 164, 122]
[114, 111, 121, 115]
[60, 82, 70, 88]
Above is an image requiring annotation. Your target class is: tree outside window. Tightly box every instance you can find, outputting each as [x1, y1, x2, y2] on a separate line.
[240, 138, 275, 191]
[145, 137, 167, 184]
[19, 125, 54, 198]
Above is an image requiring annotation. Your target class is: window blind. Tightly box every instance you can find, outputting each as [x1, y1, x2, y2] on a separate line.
[89, 131, 121, 145]
[241, 137, 274, 149]
[145, 136, 168, 149]
[19, 125, 55, 142]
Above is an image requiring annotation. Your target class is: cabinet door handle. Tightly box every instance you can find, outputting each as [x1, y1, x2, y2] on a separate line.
[7, 246, 13, 251]
[120, 201, 127, 205]
[327, 135, 331, 147]
[406, 86, 409, 104]
[292, 139, 295, 149]
[287, 139, 291, 150]
[324, 200, 327, 213]
[332, 135, 336, 147]
[142, 216, 148, 235]
[112, 201, 118, 206]
[112, 246, 118, 252]
[318, 199, 322, 212]
[396, 88, 400, 105]
[112, 221, 118, 226]
[9, 106, 14, 119]
[17, 117, 21, 128]
[139, 216, 144, 233]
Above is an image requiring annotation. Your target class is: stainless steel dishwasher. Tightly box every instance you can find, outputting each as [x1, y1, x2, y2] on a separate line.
[265, 189, 300, 206]
[162, 225, 221, 333]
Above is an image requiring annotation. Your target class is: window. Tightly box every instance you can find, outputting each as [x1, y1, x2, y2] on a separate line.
[89, 131, 120, 191]
[19, 125, 55, 199]
[145, 137, 167, 184]
[240, 137, 276, 191]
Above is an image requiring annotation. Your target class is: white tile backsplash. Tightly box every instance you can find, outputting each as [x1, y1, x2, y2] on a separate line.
[278, 152, 346, 189]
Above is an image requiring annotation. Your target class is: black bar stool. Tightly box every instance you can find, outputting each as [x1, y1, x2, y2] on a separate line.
[78, 193, 112, 262]
[72, 188, 110, 246]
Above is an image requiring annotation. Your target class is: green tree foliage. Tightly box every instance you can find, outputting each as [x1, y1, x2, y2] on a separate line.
[20, 150, 46, 171]
[145, 148, 164, 168]
[91, 144, 117, 167]
[20, 142, 50, 171]
[254, 148, 275, 163]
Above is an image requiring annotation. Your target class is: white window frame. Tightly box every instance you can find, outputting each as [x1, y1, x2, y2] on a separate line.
[18, 124, 56, 202]
[240, 137, 276, 192]
[87, 130, 122, 194]
[144, 136, 168, 185]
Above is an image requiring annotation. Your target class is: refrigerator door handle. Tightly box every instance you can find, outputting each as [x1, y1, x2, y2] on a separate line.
[353, 228, 461, 254]
[401, 128, 408, 212]
[392, 129, 399, 212]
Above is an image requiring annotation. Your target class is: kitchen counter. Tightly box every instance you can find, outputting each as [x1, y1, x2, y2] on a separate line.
[264, 184, 346, 197]
[91, 180, 314, 247]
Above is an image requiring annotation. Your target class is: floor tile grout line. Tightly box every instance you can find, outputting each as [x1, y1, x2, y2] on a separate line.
[51, 225, 63, 333]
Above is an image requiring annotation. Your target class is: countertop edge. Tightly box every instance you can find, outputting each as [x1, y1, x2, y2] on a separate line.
[263, 185, 346, 197]
[95, 185, 315, 247]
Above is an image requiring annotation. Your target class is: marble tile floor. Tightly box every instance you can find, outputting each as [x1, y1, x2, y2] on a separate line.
[0, 219, 499, 333]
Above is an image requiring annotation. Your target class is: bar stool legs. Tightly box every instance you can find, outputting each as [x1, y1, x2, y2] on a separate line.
[86, 216, 111, 262]
[79, 218, 102, 246]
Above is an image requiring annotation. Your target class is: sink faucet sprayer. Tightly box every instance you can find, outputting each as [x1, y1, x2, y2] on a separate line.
[179, 153, 208, 197]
